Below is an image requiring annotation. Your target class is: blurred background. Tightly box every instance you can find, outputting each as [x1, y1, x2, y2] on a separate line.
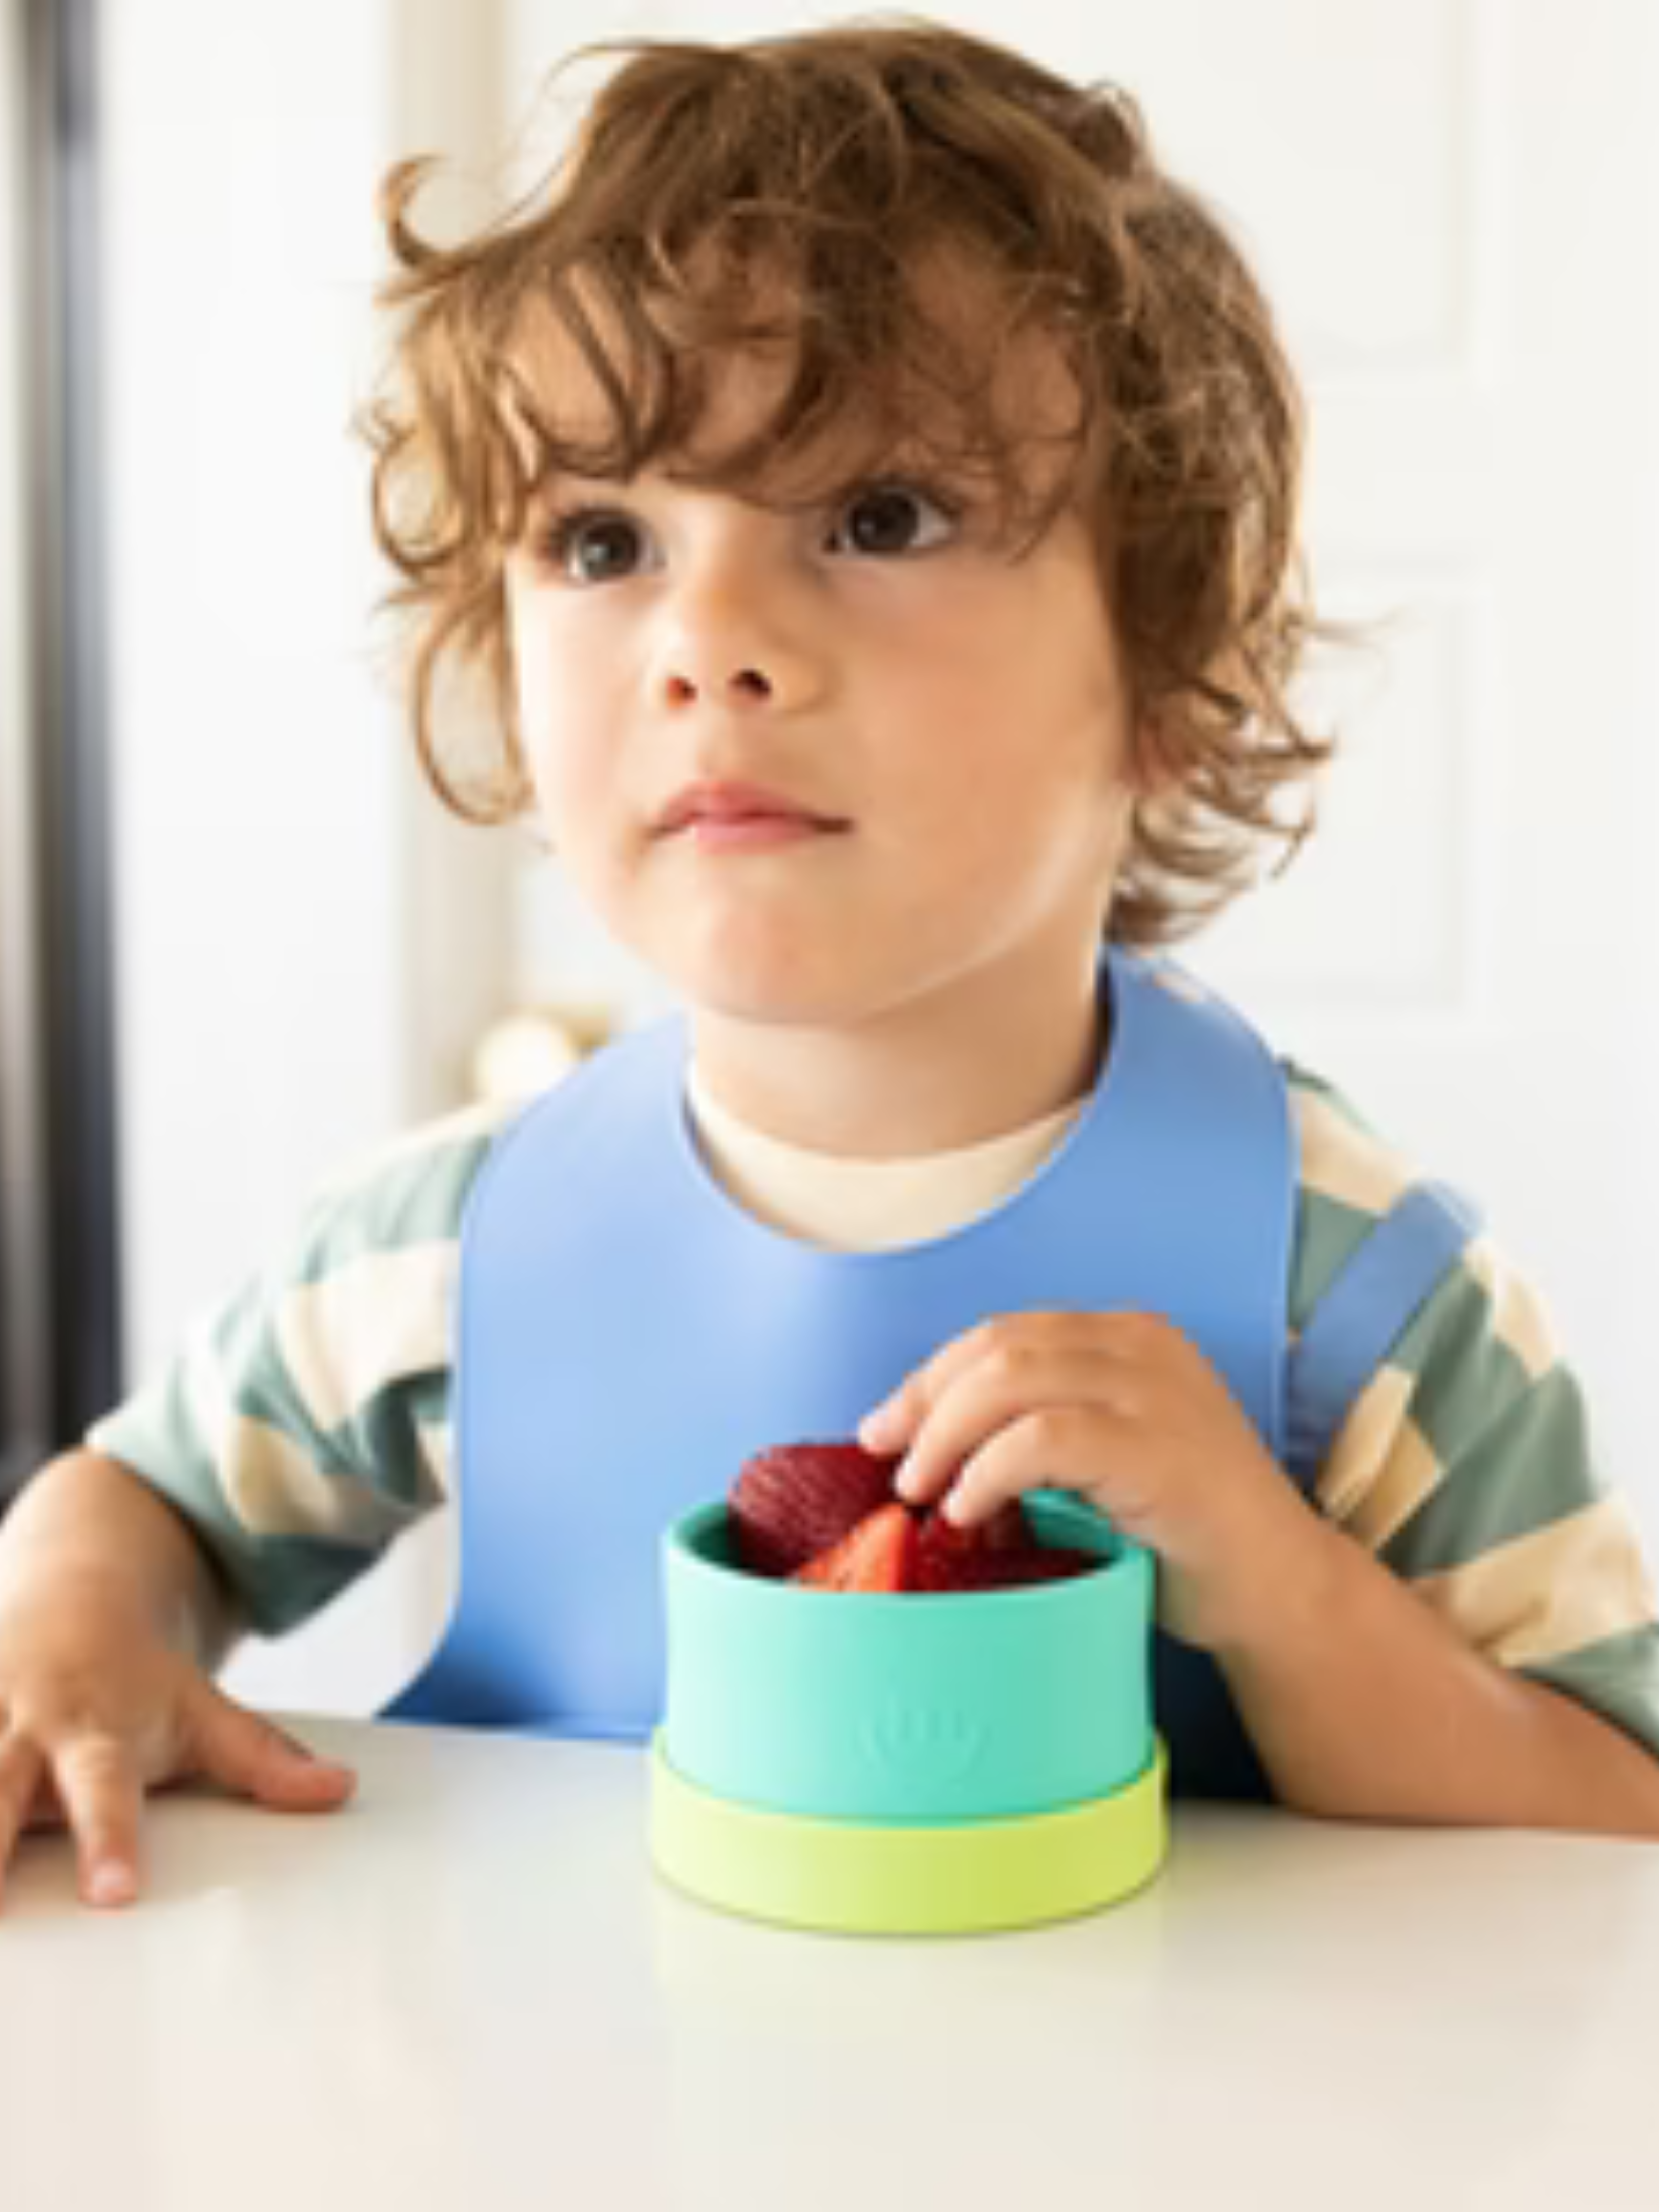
[2, 0, 1655, 1708]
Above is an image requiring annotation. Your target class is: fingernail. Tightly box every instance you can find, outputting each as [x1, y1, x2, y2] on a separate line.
[892, 1456, 919, 1501]
[88, 1860, 136, 1908]
[859, 1406, 892, 1448]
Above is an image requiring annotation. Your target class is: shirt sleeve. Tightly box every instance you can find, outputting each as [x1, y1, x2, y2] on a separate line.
[84, 1102, 507, 1639]
[1288, 1072, 1659, 1759]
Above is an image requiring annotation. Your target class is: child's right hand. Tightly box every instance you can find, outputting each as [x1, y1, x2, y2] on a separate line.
[0, 1569, 356, 1910]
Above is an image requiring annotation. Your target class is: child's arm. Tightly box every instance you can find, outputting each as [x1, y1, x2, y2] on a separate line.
[1210, 1508, 1659, 1833]
[2, 1449, 239, 1665]
[0, 1450, 355, 1910]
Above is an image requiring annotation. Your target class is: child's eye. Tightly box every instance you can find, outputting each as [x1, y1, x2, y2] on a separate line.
[538, 507, 657, 585]
[826, 482, 959, 558]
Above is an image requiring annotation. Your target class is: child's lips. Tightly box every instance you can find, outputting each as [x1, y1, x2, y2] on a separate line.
[682, 816, 841, 852]
[653, 779, 851, 847]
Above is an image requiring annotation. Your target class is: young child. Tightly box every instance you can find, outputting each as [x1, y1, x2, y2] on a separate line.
[3, 20, 1657, 1911]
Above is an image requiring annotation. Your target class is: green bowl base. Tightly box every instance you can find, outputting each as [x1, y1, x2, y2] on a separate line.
[650, 1729, 1168, 1936]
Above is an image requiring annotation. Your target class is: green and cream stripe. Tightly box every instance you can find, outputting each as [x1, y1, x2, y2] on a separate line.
[87, 1101, 506, 1633]
[1286, 1071, 1658, 1739]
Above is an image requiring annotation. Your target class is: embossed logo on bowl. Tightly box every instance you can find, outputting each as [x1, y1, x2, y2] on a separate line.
[858, 1699, 987, 1784]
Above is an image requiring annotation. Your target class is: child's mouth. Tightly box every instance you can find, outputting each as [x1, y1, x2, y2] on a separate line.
[654, 778, 850, 850]
[677, 813, 846, 853]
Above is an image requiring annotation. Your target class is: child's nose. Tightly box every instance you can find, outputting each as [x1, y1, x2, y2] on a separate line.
[661, 661, 778, 709]
[656, 620, 826, 713]
[653, 545, 827, 715]
[655, 640, 827, 717]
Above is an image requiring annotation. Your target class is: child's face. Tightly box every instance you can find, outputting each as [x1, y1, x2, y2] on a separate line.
[502, 302, 1141, 1041]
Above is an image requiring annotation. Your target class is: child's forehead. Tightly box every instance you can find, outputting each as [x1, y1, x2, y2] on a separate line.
[498, 249, 1090, 502]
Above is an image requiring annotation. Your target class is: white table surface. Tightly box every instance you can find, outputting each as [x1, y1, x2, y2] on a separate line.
[3, 1715, 1656, 2212]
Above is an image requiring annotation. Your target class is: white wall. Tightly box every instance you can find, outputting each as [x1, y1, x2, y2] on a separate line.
[103, 0, 410, 1391]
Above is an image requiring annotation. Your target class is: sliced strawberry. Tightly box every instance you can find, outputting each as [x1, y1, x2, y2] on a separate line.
[728, 1435, 1107, 1593]
[791, 1501, 916, 1591]
[910, 1500, 1030, 1591]
[990, 1545, 1102, 1586]
[729, 1441, 901, 1578]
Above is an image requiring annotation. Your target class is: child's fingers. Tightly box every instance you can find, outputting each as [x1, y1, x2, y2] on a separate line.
[939, 1407, 1124, 1530]
[0, 1731, 48, 1903]
[860, 1318, 1011, 1451]
[185, 1685, 357, 1814]
[890, 1349, 1130, 1514]
[861, 1312, 1130, 1457]
[48, 1733, 144, 1907]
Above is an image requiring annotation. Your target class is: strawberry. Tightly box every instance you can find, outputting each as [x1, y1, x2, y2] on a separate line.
[729, 1441, 901, 1578]
[728, 1435, 1104, 1592]
[791, 1501, 917, 1591]
[991, 1545, 1102, 1586]
[910, 1500, 1029, 1591]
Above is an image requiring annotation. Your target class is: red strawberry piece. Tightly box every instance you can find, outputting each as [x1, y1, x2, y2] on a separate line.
[729, 1441, 901, 1578]
[990, 1545, 1102, 1587]
[910, 1500, 1030, 1592]
[791, 1501, 917, 1592]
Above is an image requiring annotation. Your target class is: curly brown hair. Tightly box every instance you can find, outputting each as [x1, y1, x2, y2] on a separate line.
[363, 17, 1336, 946]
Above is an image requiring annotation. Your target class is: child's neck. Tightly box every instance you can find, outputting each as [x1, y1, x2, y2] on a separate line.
[687, 948, 1107, 1160]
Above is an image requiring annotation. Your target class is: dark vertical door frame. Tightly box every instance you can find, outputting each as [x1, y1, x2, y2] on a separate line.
[19, 0, 122, 1462]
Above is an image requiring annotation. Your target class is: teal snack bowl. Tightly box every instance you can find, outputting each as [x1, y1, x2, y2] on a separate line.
[660, 1491, 1156, 1825]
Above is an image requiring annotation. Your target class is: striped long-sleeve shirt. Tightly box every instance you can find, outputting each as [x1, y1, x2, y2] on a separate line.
[86, 1060, 1659, 1756]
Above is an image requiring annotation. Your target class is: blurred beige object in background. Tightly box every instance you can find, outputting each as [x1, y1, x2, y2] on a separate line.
[470, 1004, 615, 1106]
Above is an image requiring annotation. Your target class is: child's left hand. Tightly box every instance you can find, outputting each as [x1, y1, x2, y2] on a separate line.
[859, 1310, 1318, 1650]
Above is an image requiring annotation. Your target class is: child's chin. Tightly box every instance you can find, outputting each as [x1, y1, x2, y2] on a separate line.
[677, 966, 853, 1028]
[656, 930, 865, 1026]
